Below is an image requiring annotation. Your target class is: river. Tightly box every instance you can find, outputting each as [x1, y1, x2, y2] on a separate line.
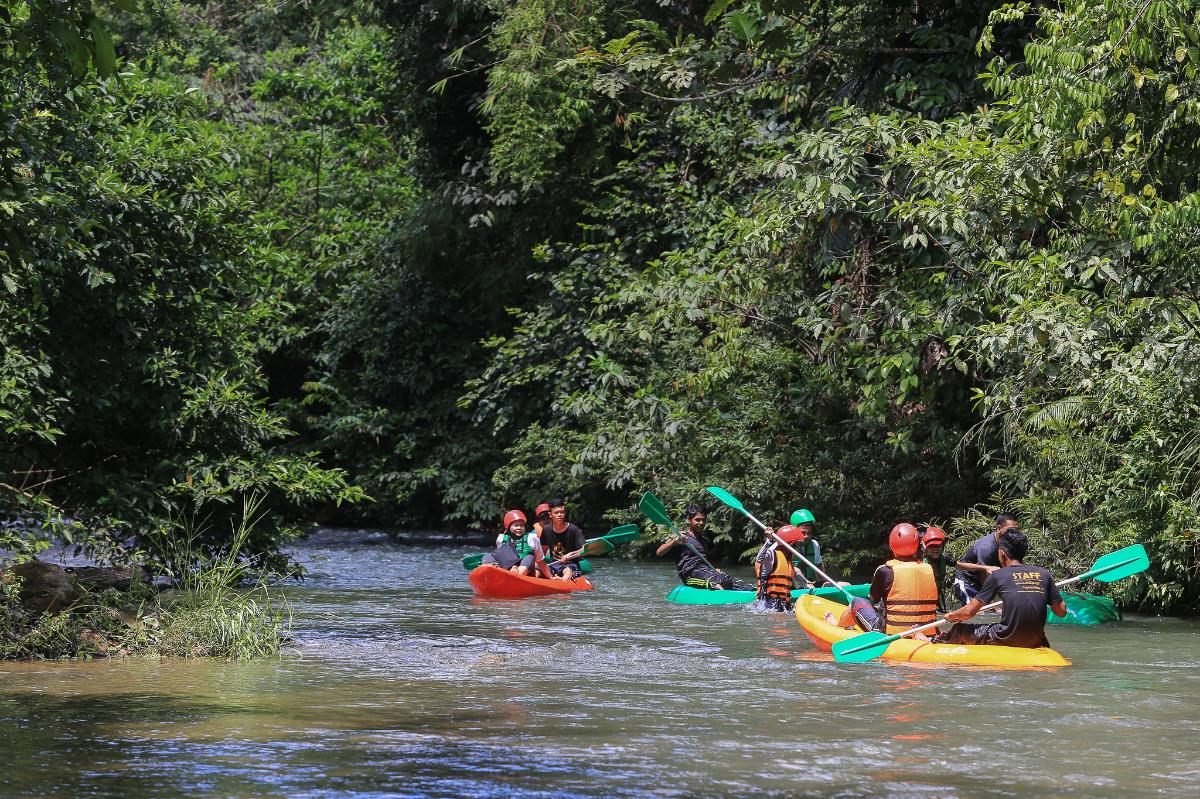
[2, 530, 1198, 798]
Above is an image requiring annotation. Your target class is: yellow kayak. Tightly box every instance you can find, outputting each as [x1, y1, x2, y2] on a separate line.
[794, 594, 1070, 668]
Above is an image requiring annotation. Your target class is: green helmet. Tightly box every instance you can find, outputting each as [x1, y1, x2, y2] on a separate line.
[790, 508, 815, 526]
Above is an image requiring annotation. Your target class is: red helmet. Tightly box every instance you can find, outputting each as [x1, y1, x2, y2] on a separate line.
[775, 525, 808, 544]
[503, 510, 527, 530]
[889, 523, 920, 557]
[922, 525, 946, 546]
[534, 502, 551, 518]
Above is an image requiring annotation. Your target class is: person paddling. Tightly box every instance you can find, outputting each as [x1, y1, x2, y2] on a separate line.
[936, 528, 1067, 647]
[542, 498, 586, 580]
[655, 505, 753, 591]
[919, 524, 951, 613]
[953, 513, 1019, 606]
[835, 523, 938, 637]
[482, 510, 553, 579]
[753, 525, 812, 612]
[786, 508, 825, 586]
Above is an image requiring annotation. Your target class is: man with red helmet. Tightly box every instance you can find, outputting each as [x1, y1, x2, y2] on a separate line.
[482, 509, 553, 579]
[753, 525, 816, 612]
[836, 523, 938, 636]
[919, 524, 951, 612]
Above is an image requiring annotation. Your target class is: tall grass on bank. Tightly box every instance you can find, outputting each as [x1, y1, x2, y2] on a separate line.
[1, 498, 291, 660]
[145, 498, 291, 659]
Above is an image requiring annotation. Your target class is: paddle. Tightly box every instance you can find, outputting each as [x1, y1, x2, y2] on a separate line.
[639, 491, 723, 576]
[704, 486, 860, 605]
[831, 543, 1150, 664]
[461, 523, 640, 570]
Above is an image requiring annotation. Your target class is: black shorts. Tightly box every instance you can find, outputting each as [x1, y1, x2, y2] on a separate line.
[682, 566, 754, 592]
[934, 622, 1047, 648]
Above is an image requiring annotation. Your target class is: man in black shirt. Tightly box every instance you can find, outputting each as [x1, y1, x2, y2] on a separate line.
[655, 505, 753, 590]
[936, 528, 1067, 648]
[952, 513, 1018, 606]
[543, 498, 587, 580]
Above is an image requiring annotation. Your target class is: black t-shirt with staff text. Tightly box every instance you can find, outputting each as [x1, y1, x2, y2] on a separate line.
[974, 564, 1063, 647]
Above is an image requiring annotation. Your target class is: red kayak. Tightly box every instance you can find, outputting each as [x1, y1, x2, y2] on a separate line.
[467, 566, 594, 599]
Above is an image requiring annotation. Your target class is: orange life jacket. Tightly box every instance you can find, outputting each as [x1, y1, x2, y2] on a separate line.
[883, 559, 938, 635]
[757, 548, 795, 599]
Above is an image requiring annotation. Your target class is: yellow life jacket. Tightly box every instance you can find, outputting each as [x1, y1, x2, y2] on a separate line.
[883, 559, 938, 635]
[757, 548, 795, 599]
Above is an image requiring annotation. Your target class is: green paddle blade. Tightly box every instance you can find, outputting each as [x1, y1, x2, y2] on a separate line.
[639, 492, 675, 528]
[1085, 544, 1149, 583]
[462, 552, 485, 570]
[705, 486, 747, 515]
[832, 631, 896, 663]
[599, 524, 640, 545]
[578, 538, 615, 558]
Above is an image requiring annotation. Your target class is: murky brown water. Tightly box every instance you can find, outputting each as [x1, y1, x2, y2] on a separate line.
[2, 530, 1199, 798]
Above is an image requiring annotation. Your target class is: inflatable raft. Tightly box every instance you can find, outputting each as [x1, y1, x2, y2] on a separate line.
[665, 583, 871, 605]
[794, 594, 1070, 667]
[467, 566, 594, 599]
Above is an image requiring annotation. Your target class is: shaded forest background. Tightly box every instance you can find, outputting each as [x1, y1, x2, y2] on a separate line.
[3, 0, 1199, 609]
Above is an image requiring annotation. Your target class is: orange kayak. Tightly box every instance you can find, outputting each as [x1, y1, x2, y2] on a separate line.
[467, 566, 594, 599]
[794, 594, 1070, 667]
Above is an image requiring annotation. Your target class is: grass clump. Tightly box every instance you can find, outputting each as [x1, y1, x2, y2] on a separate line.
[1, 499, 291, 660]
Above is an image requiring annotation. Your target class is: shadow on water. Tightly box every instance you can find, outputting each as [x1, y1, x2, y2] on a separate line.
[2, 531, 1199, 798]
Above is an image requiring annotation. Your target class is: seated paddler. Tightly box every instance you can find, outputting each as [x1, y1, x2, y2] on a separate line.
[482, 509, 553, 579]
[836, 523, 938, 639]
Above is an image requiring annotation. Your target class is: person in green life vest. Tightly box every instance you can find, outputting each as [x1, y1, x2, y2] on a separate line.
[481, 510, 553, 579]
[918, 524, 951, 613]
[787, 508, 825, 585]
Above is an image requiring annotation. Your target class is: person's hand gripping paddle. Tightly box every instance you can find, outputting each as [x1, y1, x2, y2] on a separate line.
[704, 486, 872, 628]
[639, 491, 724, 576]
[832, 543, 1150, 663]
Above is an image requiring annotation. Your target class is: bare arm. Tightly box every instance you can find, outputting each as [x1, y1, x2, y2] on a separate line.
[655, 535, 680, 557]
[945, 598, 984, 622]
[955, 560, 999, 574]
[1050, 599, 1067, 618]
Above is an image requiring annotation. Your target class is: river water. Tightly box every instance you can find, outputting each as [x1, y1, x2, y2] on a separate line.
[2, 530, 1199, 798]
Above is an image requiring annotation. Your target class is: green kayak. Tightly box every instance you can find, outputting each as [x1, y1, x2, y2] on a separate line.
[665, 583, 871, 605]
[1047, 591, 1121, 625]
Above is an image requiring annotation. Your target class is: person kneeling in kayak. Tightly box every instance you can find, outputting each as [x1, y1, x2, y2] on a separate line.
[482, 510, 553, 579]
[836, 523, 937, 639]
[754, 525, 813, 612]
[936, 528, 1067, 647]
[655, 505, 753, 591]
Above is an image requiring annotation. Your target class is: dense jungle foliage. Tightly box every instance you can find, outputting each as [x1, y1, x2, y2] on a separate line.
[3, 0, 1199, 611]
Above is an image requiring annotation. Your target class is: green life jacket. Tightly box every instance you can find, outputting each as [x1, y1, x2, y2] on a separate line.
[504, 532, 534, 558]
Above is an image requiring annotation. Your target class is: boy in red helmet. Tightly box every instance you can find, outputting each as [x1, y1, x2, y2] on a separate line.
[754, 525, 815, 612]
[836, 523, 938, 637]
[482, 510, 553, 579]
